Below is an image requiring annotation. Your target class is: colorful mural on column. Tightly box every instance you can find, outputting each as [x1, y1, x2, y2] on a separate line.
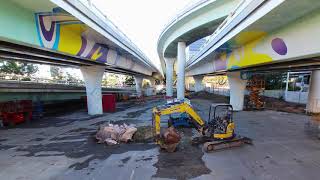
[35, 7, 109, 63]
[214, 31, 288, 71]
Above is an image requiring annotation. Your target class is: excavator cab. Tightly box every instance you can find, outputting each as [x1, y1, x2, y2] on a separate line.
[208, 104, 235, 139]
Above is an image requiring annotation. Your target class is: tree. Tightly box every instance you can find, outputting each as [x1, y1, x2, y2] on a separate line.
[264, 73, 286, 90]
[0, 60, 38, 77]
[50, 66, 64, 80]
[66, 72, 77, 82]
[124, 75, 134, 86]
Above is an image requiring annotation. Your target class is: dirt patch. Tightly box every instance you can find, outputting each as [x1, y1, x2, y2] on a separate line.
[262, 96, 306, 114]
[133, 126, 154, 143]
[189, 91, 229, 103]
[153, 128, 211, 180]
[17, 135, 156, 170]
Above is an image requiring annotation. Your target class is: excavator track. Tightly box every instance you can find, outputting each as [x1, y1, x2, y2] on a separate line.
[202, 136, 252, 152]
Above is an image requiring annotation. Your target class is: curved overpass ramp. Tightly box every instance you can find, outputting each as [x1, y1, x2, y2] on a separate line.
[157, 0, 241, 98]
[158, 0, 241, 72]
[159, 0, 320, 113]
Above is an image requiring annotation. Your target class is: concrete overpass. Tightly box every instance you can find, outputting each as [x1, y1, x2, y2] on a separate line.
[0, 0, 160, 115]
[158, 0, 320, 113]
[158, 0, 241, 98]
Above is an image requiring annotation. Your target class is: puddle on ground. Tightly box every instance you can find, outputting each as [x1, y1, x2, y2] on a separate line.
[16, 128, 156, 170]
[153, 128, 211, 180]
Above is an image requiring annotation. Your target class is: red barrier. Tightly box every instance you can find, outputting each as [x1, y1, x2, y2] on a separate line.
[102, 94, 116, 112]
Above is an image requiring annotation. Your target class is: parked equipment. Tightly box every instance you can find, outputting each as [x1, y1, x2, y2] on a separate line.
[0, 100, 33, 126]
[152, 99, 252, 152]
[168, 113, 194, 128]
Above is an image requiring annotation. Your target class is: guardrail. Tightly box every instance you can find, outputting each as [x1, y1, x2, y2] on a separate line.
[159, 0, 211, 41]
[77, 0, 154, 67]
[0, 74, 135, 89]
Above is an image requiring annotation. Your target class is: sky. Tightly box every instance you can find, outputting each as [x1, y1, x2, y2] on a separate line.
[91, 0, 197, 70]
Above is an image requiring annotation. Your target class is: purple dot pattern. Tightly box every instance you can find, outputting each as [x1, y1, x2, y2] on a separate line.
[271, 38, 287, 55]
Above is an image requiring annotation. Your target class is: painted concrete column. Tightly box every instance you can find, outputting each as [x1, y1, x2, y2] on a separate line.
[149, 78, 156, 87]
[307, 70, 320, 113]
[165, 58, 175, 97]
[80, 65, 105, 115]
[134, 76, 143, 97]
[177, 42, 187, 100]
[227, 71, 247, 111]
[194, 75, 204, 92]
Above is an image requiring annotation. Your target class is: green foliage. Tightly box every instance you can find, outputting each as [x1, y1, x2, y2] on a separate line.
[124, 76, 134, 85]
[50, 66, 64, 80]
[102, 73, 124, 86]
[264, 73, 286, 90]
[66, 72, 79, 82]
[0, 60, 38, 77]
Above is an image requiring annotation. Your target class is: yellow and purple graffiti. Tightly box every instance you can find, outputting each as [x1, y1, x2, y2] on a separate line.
[35, 8, 109, 63]
[214, 31, 288, 71]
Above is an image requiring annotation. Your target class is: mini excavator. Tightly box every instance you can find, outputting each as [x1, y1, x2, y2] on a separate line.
[152, 99, 252, 152]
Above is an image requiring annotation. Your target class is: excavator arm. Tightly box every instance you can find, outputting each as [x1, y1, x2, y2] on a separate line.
[152, 102, 206, 138]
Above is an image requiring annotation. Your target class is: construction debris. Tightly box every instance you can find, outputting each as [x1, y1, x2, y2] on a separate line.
[159, 127, 181, 152]
[133, 126, 154, 142]
[95, 123, 137, 145]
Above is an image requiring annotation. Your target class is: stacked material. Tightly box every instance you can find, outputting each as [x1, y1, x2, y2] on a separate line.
[95, 123, 137, 145]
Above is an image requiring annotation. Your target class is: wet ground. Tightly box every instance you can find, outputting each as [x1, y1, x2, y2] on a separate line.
[1, 96, 320, 180]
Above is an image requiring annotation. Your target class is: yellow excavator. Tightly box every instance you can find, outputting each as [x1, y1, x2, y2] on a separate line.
[152, 99, 252, 152]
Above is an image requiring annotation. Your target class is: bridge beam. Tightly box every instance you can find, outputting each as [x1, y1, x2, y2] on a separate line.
[307, 70, 320, 114]
[177, 42, 186, 100]
[165, 58, 175, 97]
[134, 76, 143, 97]
[227, 72, 247, 111]
[80, 65, 105, 115]
[194, 75, 204, 92]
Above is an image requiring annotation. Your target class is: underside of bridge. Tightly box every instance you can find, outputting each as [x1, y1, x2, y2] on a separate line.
[2, 0, 320, 179]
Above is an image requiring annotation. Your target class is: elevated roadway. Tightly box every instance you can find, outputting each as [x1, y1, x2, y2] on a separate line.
[0, 0, 160, 114]
[158, 0, 320, 113]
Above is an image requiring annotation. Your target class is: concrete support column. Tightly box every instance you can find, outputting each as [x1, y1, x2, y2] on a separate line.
[194, 75, 204, 92]
[134, 76, 143, 97]
[227, 71, 247, 111]
[149, 78, 156, 87]
[177, 42, 186, 100]
[80, 65, 105, 115]
[165, 58, 175, 97]
[307, 70, 320, 113]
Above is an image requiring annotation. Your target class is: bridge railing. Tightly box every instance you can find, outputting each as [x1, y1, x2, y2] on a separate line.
[0, 74, 135, 90]
[77, 0, 153, 66]
[159, 0, 210, 40]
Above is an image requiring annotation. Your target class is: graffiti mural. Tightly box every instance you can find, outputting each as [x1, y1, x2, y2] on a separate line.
[214, 31, 288, 71]
[35, 7, 109, 63]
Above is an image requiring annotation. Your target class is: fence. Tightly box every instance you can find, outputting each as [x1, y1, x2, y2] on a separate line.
[205, 87, 308, 104]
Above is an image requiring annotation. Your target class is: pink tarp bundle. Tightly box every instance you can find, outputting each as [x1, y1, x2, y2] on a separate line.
[95, 123, 137, 145]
